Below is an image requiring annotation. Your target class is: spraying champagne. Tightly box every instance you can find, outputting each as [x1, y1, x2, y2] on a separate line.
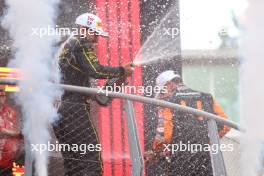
[95, 62, 135, 106]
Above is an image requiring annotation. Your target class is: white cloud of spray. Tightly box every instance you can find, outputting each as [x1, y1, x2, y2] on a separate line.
[240, 1, 264, 176]
[1, 0, 61, 176]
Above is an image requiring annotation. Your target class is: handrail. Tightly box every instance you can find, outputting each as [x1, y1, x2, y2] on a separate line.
[0, 78, 243, 131]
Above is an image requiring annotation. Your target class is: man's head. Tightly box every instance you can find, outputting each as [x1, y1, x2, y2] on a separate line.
[75, 13, 109, 43]
[156, 70, 182, 98]
[0, 89, 6, 106]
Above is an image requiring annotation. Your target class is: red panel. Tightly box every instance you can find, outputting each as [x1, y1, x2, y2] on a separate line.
[96, 0, 142, 175]
[130, 0, 144, 174]
[96, 0, 112, 175]
[108, 0, 123, 175]
[119, 0, 132, 175]
[130, 0, 144, 151]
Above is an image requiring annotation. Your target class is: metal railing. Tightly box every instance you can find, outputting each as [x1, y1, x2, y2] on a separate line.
[0, 78, 242, 131]
[0, 78, 242, 176]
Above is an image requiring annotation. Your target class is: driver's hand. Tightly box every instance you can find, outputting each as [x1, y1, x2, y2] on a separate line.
[122, 63, 134, 77]
[144, 150, 156, 163]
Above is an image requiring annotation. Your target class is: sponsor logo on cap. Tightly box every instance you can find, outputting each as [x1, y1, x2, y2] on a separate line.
[87, 16, 95, 26]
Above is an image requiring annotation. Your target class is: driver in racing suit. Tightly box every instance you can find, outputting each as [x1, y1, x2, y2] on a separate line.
[53, 13, 133, 176]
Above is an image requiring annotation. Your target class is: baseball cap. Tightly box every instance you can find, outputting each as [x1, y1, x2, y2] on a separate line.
[75, 13, 109, 37]
[156, 70, 181, 87]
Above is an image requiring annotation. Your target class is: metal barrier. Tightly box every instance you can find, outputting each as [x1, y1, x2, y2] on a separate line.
[0, 79, 242, 131]
[207, 119, 227, 176]
[58, 84, 242, 131]
[124, 100, 144, 176]
[0, 78, 242, 176]
[55, 84, 242, 176]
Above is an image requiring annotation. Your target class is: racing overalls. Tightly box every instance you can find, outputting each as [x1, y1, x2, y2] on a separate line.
[53, 35, 125, 176]
[0, 105, 22, 175]
[152, 85, 230, 176]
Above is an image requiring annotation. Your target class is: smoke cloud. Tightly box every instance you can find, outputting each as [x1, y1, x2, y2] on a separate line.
[1, 0, 61, 175]
[240, 1, 264, 176]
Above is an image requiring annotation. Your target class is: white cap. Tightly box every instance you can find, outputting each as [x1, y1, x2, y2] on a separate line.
[156, 70, 181, 87]
[75, 13, 109, 37]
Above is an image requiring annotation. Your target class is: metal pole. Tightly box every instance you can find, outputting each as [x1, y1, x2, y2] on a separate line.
[58, 84, 242, 131]
[124, 100, 144, 176]
[207, 119, 227, 176]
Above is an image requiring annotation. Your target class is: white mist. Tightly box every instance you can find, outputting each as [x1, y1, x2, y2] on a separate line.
[240, 1, 264, 176]
[1, 0, 61, 175]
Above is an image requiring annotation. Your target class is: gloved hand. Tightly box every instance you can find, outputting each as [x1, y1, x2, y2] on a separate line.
[144, 150, 156, 163]
[122, 62, 134, 77]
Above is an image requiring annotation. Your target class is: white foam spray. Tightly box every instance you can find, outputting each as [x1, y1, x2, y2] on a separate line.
[240, 1, 264, 176]
[1, 0, 61, 175]
[133, 5, 180, 66]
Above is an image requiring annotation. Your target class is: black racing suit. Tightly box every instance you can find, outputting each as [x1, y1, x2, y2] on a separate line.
[166, 86, 214, 176]
[53, 36, 125, 176]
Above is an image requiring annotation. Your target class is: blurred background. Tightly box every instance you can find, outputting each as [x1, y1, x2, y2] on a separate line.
[180, 0, 248, 123]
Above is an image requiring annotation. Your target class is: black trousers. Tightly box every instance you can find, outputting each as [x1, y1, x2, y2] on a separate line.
[168, 115, 213, 176]
[146, 157, 171, 176]
[53, 100, 103, 176]
[148, 118, 213, 176]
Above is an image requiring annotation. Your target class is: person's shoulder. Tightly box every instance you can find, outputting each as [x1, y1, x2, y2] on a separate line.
[179, 85, 214, 100]
[67, 36, 93, 51]
[199, 91, 213, 98]
[196, 91, 214, 103]
[78, 37, 93, 49]
[66, 36, 80, 48]
[176, 85, 200, 95]
[184, 86, 212, 97]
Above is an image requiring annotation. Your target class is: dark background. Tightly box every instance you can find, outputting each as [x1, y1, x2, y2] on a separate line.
[140, 0, 181, 150]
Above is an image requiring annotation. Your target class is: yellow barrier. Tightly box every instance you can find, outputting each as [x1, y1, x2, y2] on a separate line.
[0, 67, 20, 92]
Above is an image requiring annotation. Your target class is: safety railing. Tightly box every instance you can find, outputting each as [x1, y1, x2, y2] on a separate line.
[0, 78, 242, 176]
